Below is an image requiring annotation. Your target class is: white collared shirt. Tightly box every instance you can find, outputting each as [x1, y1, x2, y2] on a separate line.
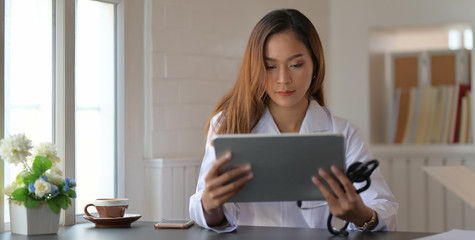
[189, 100, 398, 233]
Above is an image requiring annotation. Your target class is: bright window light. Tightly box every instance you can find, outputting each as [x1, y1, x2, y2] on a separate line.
[75, 0, 116, 215]
[464, 29, 473, 50]
[4, 0, 54, 222]
[448, 29, 462, 50]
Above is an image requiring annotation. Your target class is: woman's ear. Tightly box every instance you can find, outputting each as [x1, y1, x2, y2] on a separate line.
[312, 64, 318, 80]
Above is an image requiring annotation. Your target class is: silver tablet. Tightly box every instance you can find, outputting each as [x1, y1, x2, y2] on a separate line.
[214, 133, 346, 202]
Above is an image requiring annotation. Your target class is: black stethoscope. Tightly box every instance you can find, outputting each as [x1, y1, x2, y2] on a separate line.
[297, 159, 379, 236]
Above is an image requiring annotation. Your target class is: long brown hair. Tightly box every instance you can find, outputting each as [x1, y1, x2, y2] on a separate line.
[207, 9, 326, 135]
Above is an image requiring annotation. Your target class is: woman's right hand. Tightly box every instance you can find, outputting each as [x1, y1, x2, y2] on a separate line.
[201, 152, 253, 226]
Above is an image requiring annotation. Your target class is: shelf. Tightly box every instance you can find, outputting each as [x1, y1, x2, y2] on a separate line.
[370, 49, 472, 145]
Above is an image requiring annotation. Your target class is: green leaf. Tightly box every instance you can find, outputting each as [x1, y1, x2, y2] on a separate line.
[47, 200, 60, 214]
[68, 190, 76, 198]
[25, 197, 39, 208]
[54, 195, 68, 210]
[58, 183, 65, 193]
[12, 188, 28, 201]
[32, 156, 52, 175]
[23, 173, 39, 185]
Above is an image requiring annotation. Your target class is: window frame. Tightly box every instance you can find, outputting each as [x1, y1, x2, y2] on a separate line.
[0, 0, 5, 232]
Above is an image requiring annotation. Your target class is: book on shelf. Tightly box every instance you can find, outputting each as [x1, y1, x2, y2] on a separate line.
[447, 84, 461, 143]
[389, 88, 400, 144]
[468, 93, 473, 143]
[393, 88, 410, 144]
[413, 86, 435, 144]
[458, 90, 472, 144]
[467, 91, 472, 143]
[451, 84, 471, 143]
[429, 86, 446, 144]
[441, 85, 455, 144]
[401, 87, 420, 144]
[459, 94, 469, 144]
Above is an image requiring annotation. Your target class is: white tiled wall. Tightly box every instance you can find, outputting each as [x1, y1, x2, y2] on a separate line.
[151, 0, 328, 159]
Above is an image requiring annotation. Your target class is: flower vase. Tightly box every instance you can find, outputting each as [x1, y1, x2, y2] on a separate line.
[9, 200, 60, 235]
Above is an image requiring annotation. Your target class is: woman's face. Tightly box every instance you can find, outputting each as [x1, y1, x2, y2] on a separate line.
[264, 31, 314, 110]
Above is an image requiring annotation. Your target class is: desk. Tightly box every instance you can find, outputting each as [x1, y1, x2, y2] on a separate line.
[1, 221, 434, 240]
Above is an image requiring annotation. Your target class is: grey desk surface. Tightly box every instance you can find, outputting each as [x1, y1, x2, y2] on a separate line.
[1, 221, 435, 240]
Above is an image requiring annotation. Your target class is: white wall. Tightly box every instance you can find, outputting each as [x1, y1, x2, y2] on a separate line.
[328, 0, 475, 142]
[151, 0, 330, 159]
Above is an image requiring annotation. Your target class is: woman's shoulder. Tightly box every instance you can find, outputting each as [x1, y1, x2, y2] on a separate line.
[308, 101, 357, 133]
[207, 111, 225, 141]
[330, 113, 372, 161]
[332, 113, 370, 148]
[332, 114, 356, 131]
[324, 109, 364, 140]
[209, 111, 225, 129]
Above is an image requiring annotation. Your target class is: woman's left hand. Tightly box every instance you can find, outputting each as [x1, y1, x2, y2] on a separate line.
[312, 165, 374, 227]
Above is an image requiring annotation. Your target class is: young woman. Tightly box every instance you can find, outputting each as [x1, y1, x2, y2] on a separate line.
[189, 9, 398, 233]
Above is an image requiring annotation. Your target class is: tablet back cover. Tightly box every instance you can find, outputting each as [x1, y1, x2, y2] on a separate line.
[214, 133, 345, 202]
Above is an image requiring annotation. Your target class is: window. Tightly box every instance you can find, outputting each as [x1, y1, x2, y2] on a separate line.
[3, 0, 54, 222]
[75, 0, 117, 215]
[448, 27, 473, 50]
[2, 0, 122, 225]
[464, 29, 473, 50]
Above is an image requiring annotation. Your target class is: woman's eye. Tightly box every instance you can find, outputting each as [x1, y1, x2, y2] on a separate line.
[290, 63, 303, 68]
[265, 65, 277, 70]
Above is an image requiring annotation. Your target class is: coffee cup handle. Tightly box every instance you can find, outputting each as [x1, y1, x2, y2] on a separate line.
[84, 204, 96, 217]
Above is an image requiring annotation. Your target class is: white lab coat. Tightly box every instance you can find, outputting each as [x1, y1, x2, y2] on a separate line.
[189, 100, 398, 233]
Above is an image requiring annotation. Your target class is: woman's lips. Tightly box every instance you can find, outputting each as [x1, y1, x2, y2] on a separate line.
[276, 90, 295, 96]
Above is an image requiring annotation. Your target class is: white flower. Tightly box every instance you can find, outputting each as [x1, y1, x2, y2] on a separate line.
[0, 133, 32, 166]
[4, 182, 18, 197]
[34, 178, 52, 198]
[31, 142, 61, 166]
[45, 166, 64, 186]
